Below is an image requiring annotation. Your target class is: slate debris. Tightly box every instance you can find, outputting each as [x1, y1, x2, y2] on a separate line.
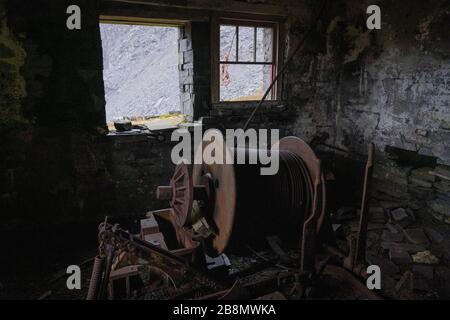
[381, 230, 404, 242]
[413, 278, 431, 292]
[405, 208, 416, 221]
[424, 227, 444, 244]
[336, 199, 446, 298]
[395, 271, 413, 292]
[428, 199, 450, 224]
[402, 228, 430, 246]
[412, 251, 439, 265]
[386, 223, 400, 234]
[390, 208, 409, 222]
[381, 242, 426, 253]
[412, 265, 434, 280]
[427, 164, 450, 225]
[389, 248, 412, 264]
[367, 254, 400, 276]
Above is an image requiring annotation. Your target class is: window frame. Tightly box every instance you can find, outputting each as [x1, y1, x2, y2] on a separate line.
[98, 16, 188, 132]
[211, 16, 284, 105]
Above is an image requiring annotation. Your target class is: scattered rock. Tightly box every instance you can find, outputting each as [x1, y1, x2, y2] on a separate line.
[408, 201, 422, 210]
[381, 242, 426, 253]
[431, 211, 450, 225]
[412, 250, 439, 265]
[391, 208, 409, 222]
[367, 254, 400, 276]
[412, 265, 434, 280]
[381, 230, 404, 242]
[424, 227, 444, 244]
[395, 271, 413, 292]
[428, 199, 450, 216]
[405, 208, 416, 221]
[403, 228, 430, 246]
[386, 223, 400, 234]
[389, 248, 412, 264]
[382, 275, 398, 290]
[413, 277, 431, 292]
[428, 199, 450, 225]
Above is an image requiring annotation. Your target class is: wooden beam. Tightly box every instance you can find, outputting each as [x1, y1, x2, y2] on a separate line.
[102, 0, 288, 16]
[101, 2, 210, 22]
[100, 15, 188, 26]
[210, 13, 220, 103]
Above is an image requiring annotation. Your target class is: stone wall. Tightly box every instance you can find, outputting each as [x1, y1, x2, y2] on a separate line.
[332, 1, 450, 165]
[0, 0, 107, 227]
[105, 132, 176, 217]
[179, 21, 211, 120]
[178, 23, 194, 119]
[280, 0, 450, 222]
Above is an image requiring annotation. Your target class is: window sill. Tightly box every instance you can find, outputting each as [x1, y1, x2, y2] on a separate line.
[104, 126, 179, 146]
[211, 100, 288, 116]
[107, 125, 179, 136]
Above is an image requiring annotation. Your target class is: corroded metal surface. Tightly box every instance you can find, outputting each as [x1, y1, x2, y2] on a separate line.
[156, 164, 194, 227]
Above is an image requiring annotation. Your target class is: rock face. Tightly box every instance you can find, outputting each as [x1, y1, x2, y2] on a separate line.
[100, 24, 181, 122]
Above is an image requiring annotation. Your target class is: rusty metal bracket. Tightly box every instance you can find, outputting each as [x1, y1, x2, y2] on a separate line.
[354, 143, 375, 267]
[344, 143, 375, 273]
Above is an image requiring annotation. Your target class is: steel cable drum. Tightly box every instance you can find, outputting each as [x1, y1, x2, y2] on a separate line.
[192, 134, 320, 257]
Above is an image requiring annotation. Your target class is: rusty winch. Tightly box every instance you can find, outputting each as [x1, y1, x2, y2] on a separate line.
[156, 136, 328, 271]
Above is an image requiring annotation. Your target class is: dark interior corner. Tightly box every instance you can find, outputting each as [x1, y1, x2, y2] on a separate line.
[0, 0, 450, 301]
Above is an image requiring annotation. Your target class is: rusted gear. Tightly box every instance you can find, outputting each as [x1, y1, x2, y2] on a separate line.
[156, 164, 194, 227]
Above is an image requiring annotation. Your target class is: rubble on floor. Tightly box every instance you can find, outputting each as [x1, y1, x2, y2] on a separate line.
[334, 196, 450, 299]
[372, 159, 450, 226]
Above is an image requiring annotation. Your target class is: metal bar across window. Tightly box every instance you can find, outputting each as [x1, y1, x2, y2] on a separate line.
[253, 27, 257, 62]
[219, 61, 273, 65]
[216, 18, 281, 102]
[235, 26, 239, 62]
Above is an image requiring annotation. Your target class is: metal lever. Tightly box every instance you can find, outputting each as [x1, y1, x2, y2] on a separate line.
[354, 143, 375, 268]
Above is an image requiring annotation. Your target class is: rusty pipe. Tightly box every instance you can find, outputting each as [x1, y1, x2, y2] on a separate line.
[86, 255, 104, 300]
